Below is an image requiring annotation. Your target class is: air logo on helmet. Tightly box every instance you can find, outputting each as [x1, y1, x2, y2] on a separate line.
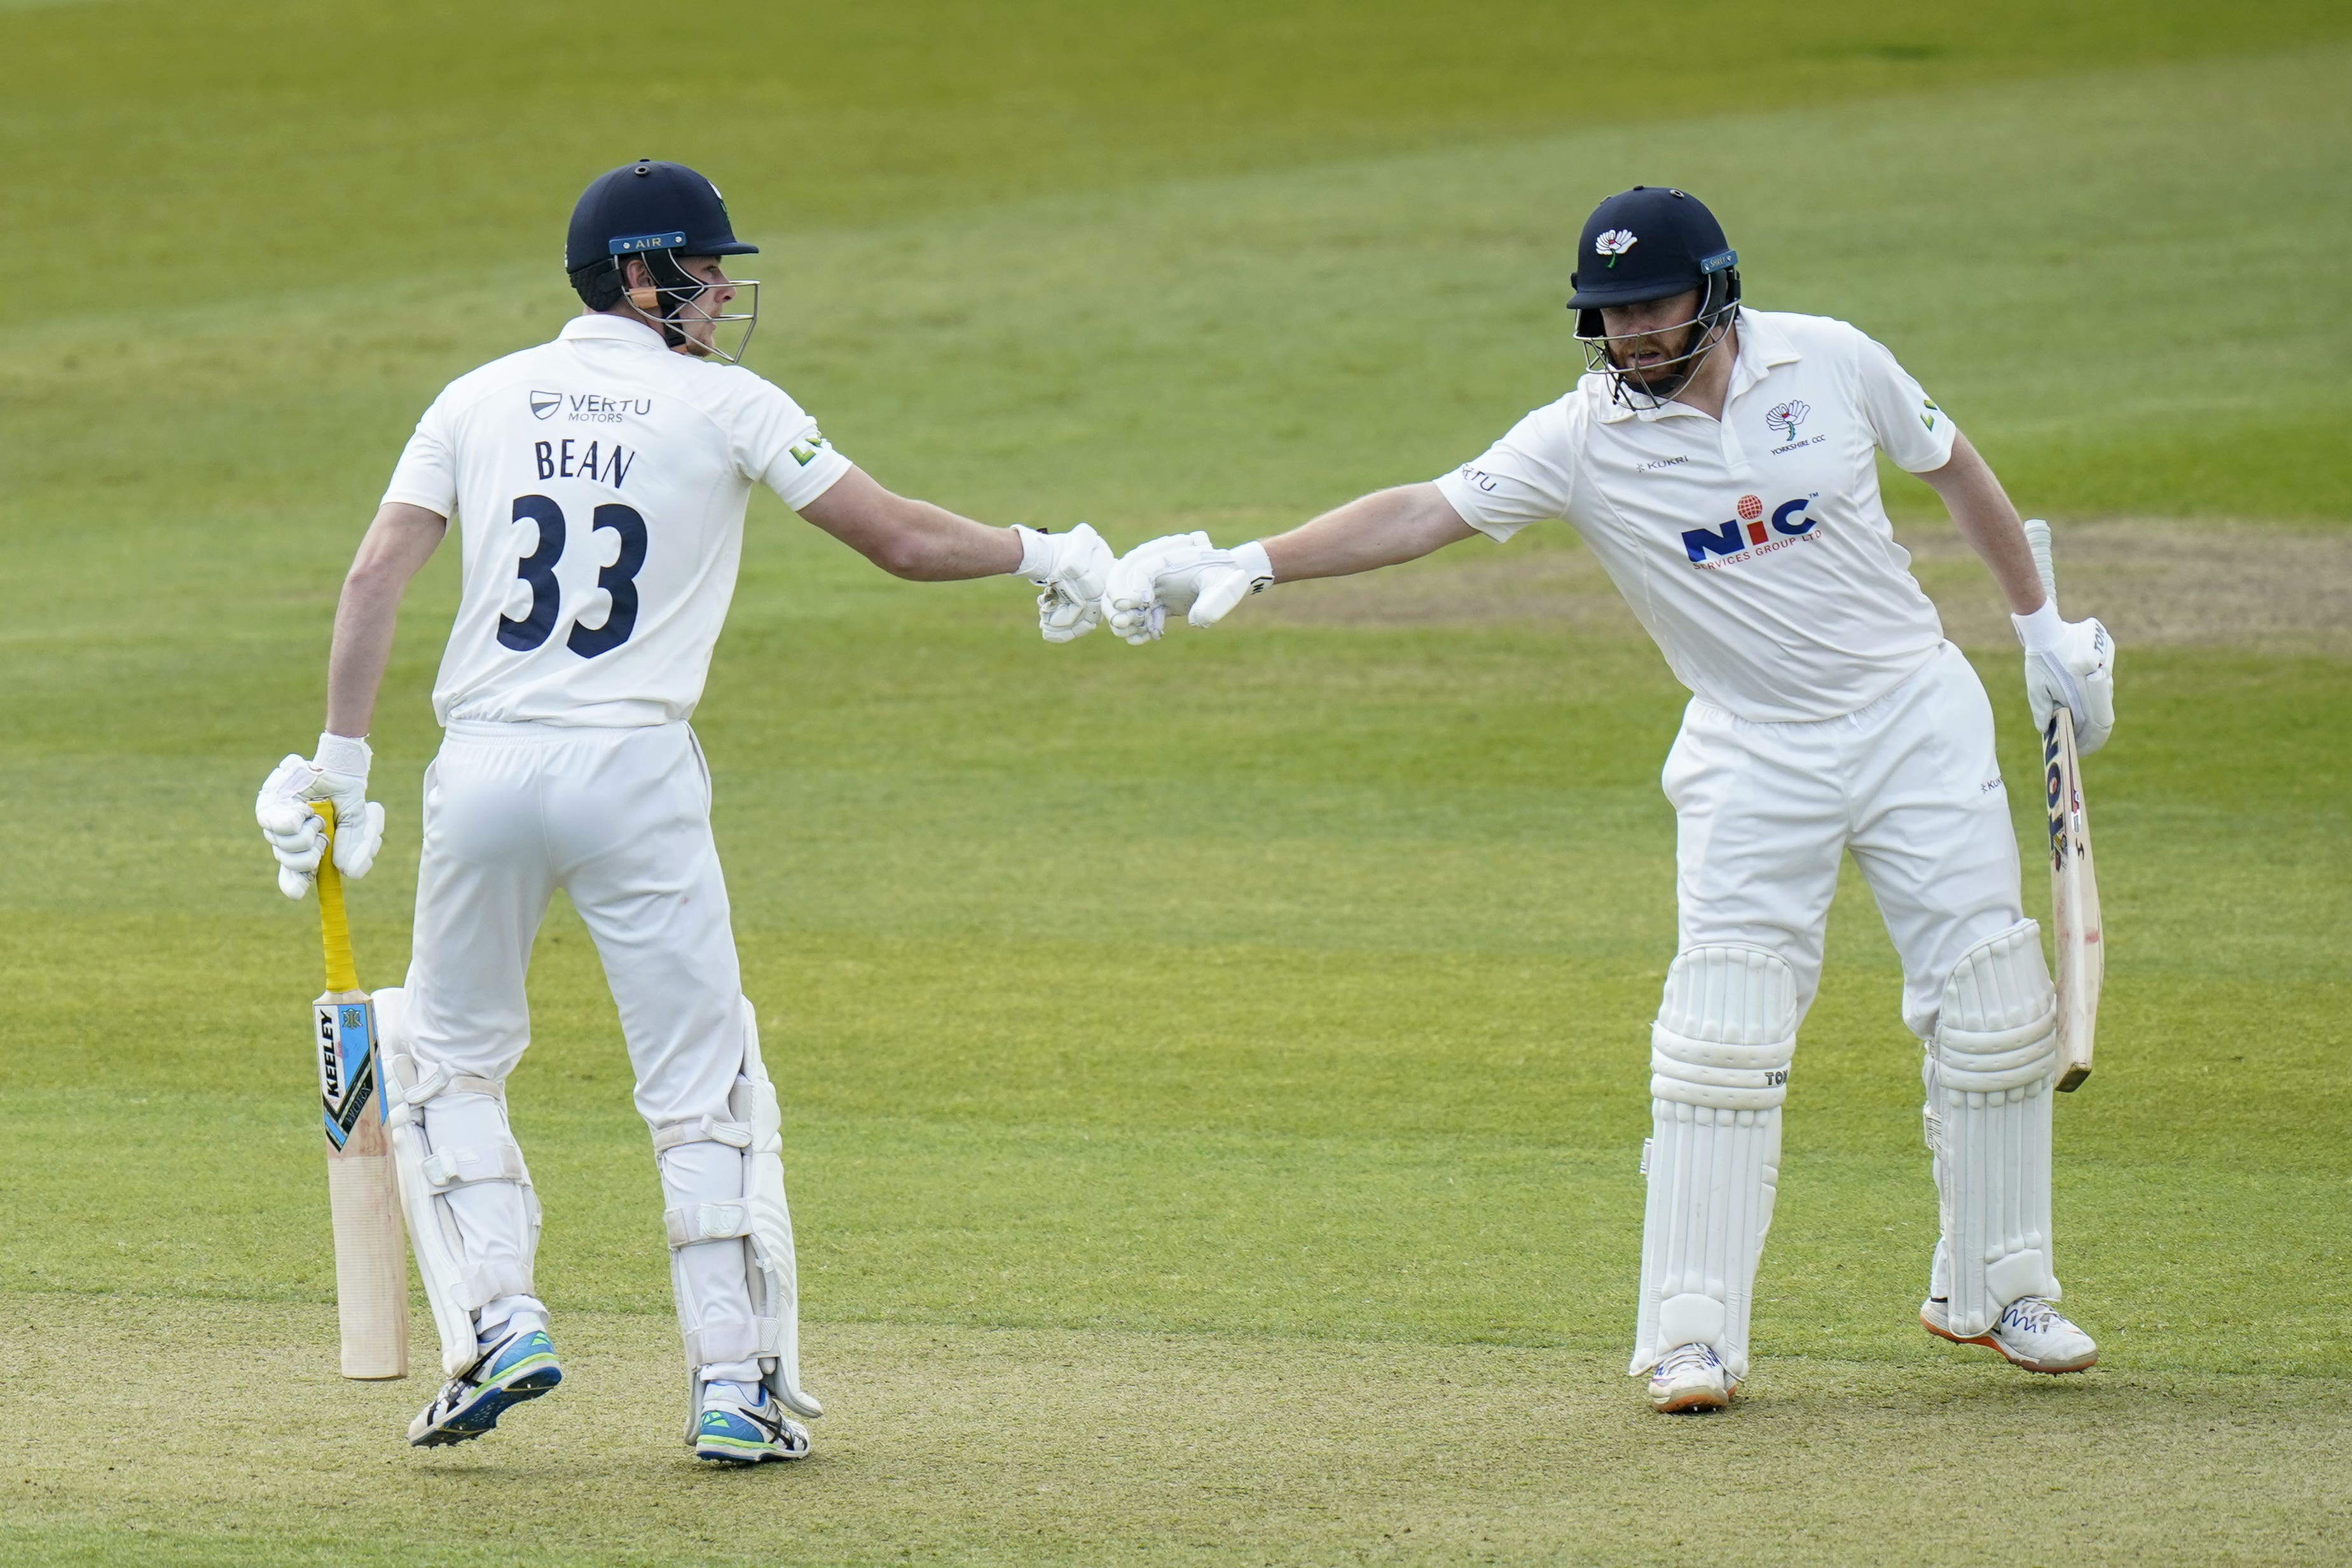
[609, 231, 689, 256]
[1766, 400, 1810, 442]
[1594, 229, 1639, 266]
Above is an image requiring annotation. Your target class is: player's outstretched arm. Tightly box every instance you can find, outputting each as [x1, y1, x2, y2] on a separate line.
[797, 466, 1113, 642]
[1104, 483, 1476, 645]
[256, 502, 446, 898]
[1918, 434, 2115, 753]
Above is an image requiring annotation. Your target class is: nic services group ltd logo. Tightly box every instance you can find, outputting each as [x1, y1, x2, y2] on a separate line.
[1681, 493, 1820, 567]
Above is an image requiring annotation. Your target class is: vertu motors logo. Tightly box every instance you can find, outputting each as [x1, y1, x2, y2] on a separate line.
[1766, 399, 1810, 441]
[1594, 229, 1639, 267]
[529, 390, 562, 420]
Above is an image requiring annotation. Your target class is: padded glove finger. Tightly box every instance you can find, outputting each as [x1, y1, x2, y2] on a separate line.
[256, 755, 327, 883]
[1047, 523, 1113, 607]
[1191, 540, 1274, 629]
[261, 812, 327, 872]
[2025, 650, 2082, 738]
[1188, 565, 1254, 628]
[334, 799, 387, 879]
[1038, 584, 1101, 644]
[2074, 620, 2115, 755]
[1109, 602, 1166, 645]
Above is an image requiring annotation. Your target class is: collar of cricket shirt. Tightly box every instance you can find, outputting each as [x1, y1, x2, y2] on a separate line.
[560, 313, 671, 350]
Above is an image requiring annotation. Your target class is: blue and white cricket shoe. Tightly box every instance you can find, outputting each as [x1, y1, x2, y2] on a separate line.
[1922, 1295, 2098, 1373]
[407, 1325, 563, 1447]
[694, 1380, 811, 1464]
[1646, 1342, 1734, 1413]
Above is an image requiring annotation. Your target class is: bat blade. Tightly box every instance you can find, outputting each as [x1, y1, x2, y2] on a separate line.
[311, 806, 410, 1379]
[2043, 709, 2103, 1091]
[2021, 518, 2105, 1094]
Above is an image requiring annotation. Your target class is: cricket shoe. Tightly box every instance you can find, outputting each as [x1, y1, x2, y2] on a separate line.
[1921, 1295, 2098, 1373]
[407, 1325, 563, 1447]
[694, 1380, 810, 1464]
[1646, 1342, 1734, 1413]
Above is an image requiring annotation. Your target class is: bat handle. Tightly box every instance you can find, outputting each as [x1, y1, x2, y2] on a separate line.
[2021, 517, 2059, 607]
[312, 802, 361, 994]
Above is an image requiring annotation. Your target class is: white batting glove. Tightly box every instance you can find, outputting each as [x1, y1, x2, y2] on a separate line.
[1103, 534, 1274, 645]
[2013, 601, 2116, 755]
[1013, 523, 1114, 643]
[254, 733, 385, 899]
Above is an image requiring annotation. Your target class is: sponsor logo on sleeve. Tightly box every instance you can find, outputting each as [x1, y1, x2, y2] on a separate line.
[789, 429, 830, 466]
[1679, 494, 1822, 568]
[1921, 398, 1941, 431]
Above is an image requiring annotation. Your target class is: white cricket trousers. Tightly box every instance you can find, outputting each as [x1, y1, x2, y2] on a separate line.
[1663, 641, 2025, 1039]
[1632, 642, 2046, 1380]
[402, 719, 755, 1362]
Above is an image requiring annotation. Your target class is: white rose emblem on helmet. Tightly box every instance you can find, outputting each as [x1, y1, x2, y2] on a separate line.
[1594, 229, 1639, 266]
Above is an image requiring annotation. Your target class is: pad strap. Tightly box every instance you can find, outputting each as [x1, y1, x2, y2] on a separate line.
[652, 1116, 753, 1153]
[665, 1201, 754, 1248]
[459, 1260, 537, 1312]
[420, 1139, 529, 1193]
[383, 1053, 506, 1129]
[682, 1316, 783, 1368]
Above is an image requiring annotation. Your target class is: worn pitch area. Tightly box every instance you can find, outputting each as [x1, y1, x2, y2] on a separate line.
[7, 1298, 2351, 1567]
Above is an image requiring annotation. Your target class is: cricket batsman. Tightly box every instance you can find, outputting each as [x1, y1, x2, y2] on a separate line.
[1102, 186, 2117, 1412]
[253, 160, 1111, 1461]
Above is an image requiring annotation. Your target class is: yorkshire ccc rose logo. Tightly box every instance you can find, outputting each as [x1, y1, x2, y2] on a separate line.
[1766, 399, 1810, 441]
[1593, 229, 1639, 267]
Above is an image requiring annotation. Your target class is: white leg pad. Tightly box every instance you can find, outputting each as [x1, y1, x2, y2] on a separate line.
[654, 997, 821, 1440]
[1928, 920, 2061, 1337]
[375, 987, 543, 1377]
[1630, 946, 1795, 1383]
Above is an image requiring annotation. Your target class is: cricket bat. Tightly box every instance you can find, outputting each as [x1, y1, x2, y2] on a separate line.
[2021, 520, 2103, 1092]
[310, 802, 411, 1377]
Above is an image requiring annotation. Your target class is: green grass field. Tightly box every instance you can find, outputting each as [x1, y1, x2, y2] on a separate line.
[3, 2, 2349, 1563]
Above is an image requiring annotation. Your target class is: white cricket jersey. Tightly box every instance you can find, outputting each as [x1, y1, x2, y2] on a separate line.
[1432, 309, 1958, 722]
[383, 313, 852, 727]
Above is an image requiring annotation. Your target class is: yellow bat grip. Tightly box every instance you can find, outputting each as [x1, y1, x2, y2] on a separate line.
[312, 802, 361, 994]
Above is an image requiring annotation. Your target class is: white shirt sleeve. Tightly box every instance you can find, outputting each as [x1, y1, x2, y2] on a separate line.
[1852, 331, 1957, 474]
[1431, 401, 1581, 542]
[381, 392, 458, 516]
[726, 374, 852, 511]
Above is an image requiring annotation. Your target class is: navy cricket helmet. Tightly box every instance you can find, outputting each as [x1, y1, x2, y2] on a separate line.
[565, 160, 761, 361]
[1567, 186, 1742, 405]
